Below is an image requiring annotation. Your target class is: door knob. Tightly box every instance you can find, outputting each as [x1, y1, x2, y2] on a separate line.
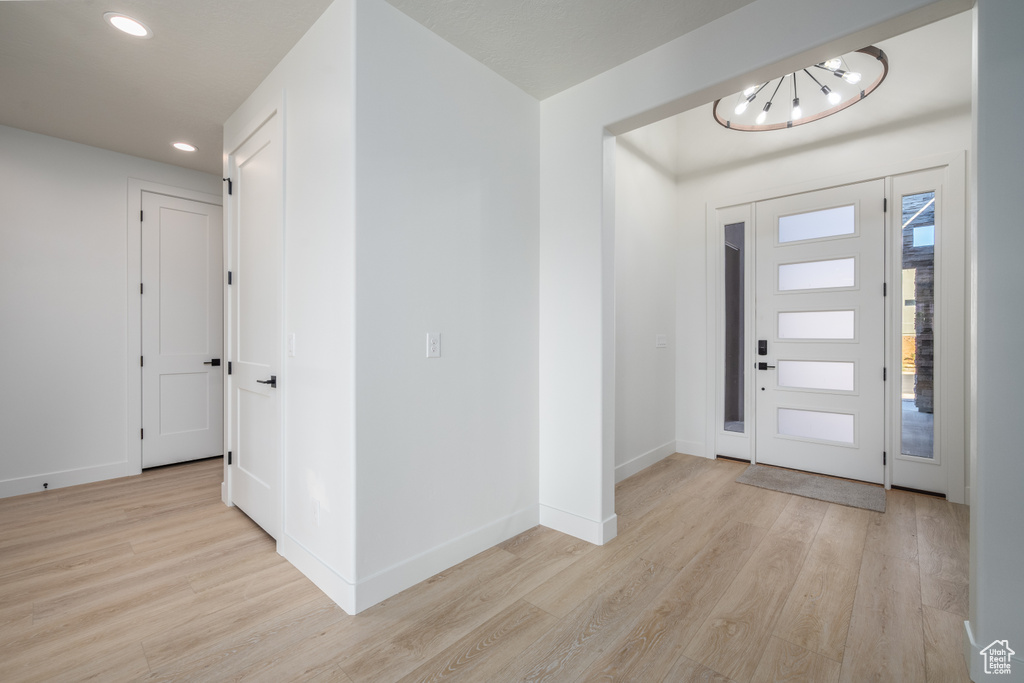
[203, 358, 221, 366]
[256, 375, 277, 388]
[757, 362, 776, 370]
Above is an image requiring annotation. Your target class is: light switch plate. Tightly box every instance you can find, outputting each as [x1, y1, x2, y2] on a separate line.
[656, 334, 668, 348]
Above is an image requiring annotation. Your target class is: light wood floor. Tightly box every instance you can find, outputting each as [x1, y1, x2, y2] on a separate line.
[0, 454, 970, 682]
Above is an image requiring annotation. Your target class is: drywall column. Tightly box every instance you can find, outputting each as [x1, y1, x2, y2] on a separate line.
[967, 0, 1024, 678]
[538, 0, 970, 545]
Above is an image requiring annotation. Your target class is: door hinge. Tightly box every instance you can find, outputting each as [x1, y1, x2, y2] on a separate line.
[883, 451, 887, 465]
[140, 209, 144, 222]
[883, 282, 887, 296]
[883, 367, 887, 381]
[227, 451, 232, 465]
[228, 361, 232, 375]
[223, 177, 233, 195]
[141, 428, 144, 440]
[140, 356, 144, 367]
[140, 282, 144, 295]
[883, 197, 888, 212]
[228, 271, 232, 285]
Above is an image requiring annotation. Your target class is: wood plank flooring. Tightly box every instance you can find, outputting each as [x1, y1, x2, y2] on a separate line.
[0, 454, 971, 682]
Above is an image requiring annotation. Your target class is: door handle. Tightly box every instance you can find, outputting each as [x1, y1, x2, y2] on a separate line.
[256, 375, 277, 388]
[757, 362, 776, 370]
[203, 358, 221, 366]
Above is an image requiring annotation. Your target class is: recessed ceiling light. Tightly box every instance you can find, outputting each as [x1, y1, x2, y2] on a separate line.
[103, 12, 152, 39]
[173, 142, 197, 152]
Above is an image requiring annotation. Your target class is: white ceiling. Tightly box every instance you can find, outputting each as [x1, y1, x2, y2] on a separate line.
[619, 11, 974, 179]
[0, 0, 755, 175]
[0, 1, 969, 178]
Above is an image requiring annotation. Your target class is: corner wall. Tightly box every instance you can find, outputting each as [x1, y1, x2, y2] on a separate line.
[614, 140, 677, 481]
[352, 0, 540, 609]
[0, 125, 219, 498]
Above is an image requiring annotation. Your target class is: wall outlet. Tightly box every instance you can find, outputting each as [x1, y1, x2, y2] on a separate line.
[426, 332, 441, 358]
[656, 334, 668, 348]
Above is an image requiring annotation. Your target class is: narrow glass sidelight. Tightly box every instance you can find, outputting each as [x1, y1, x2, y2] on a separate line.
[901, 191, 936, 458]
[724, 222, 745, 433]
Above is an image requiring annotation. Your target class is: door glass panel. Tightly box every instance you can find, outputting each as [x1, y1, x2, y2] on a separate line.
[724, 222, 745, 433]
[778, 205, 855, 243]
[778, 310, 855, 339]
[777, 360, 855, 391]
[778, 408, 855, 443]
[778, 257, 855, 291]
[901, 191, 935, 458]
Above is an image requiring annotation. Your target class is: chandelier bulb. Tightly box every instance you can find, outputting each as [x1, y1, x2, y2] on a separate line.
[734, 100, 749, 115]
[828, 90, 842, 105]
[841, 71, 862, 85]
[791, 97, 802, 120]
[823, 58, 843, 71]
[743, 85, 758, 97]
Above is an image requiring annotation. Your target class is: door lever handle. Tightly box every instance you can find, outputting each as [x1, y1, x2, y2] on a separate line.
[256, 375, 277, 388]
[757, 362, 776, 370]
[203, 358, 221, 366]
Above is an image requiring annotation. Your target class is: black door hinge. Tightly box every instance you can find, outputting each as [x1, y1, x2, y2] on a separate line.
[228, 271, 232, 285]
[883, 282, 887, 296]
[223, 177, 233, 195]
[228, 361, 232, 375]
[883, 197, 888, 212]
[140, 209, 144, 221]
[227, 451, 232, 465]
[883, 367, 887, 381]
[141, 428, 144, 440]
[140, 283, 144, 294]
[140, 356, 144, 367]
[883, 451, 887, 465]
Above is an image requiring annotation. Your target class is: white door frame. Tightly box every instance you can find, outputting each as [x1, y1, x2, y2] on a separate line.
[127, 179, 223, 476]
[705, 151, 967, 502]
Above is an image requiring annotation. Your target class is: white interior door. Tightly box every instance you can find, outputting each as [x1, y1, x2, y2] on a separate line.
[755, 181, 885, 483]
[228, 112, 283, 539]
[141, 193, 223, 468]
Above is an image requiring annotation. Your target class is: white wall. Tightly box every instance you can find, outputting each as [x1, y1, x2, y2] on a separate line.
[0, 125, 219, 497]
[614, 140, 677, 481]
[673, 110, 972, 459]
[353, 0, 539, 607]
[223, 0, 359, 606]
[538, 0, 970, 545]
[968, 0, 1024, 677]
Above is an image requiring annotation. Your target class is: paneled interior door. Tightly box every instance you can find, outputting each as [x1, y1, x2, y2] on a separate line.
[754, 180, 885, 483]
[227, 111, 283, 539]
[141, 192, 223, 468]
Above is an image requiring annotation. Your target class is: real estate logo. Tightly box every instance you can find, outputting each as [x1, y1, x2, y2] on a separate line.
[981, 639, 1015, 675]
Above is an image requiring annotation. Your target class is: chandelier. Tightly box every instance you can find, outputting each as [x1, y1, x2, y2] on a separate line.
[713, 47, 889, 131]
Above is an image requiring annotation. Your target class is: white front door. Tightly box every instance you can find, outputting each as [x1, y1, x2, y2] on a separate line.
[227, 112, 283, 539]
[754, 180, 886, 483]
[141, 193, 223, 468]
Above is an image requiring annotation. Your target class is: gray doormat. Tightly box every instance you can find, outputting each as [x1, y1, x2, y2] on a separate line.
[736, 464, 886, 512]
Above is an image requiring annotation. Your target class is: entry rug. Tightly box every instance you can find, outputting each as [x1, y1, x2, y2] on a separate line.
[736, 464, 886, 512]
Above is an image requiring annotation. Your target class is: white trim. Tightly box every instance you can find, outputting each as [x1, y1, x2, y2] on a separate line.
[540, 504, 617, 545]
[615, 441, 676, 483]
[352, 505, 539, 614]
[0, 461, 128, 499]
[279, 534, 356, 615]
[126, 179, 223, 478]
[676, 439, 709, 459]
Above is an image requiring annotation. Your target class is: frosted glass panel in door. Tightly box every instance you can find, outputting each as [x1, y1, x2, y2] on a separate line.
[778, 310, 855, 339]
[778, 408, 855, 443]
[778, 258, 855, 291]
[777, 360, 855, 391]
[778, 205, 855, 243]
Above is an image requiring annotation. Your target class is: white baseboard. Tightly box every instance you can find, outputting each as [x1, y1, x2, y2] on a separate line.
[676, 439, 708, 458]
[615, 441, 676, 483]
[540, 504, 617, 545]
[279, 533, 357, 615]
[351, 505, 539, 614]
[963, 618, 1024, 681]
[0, 461, 129, 499]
